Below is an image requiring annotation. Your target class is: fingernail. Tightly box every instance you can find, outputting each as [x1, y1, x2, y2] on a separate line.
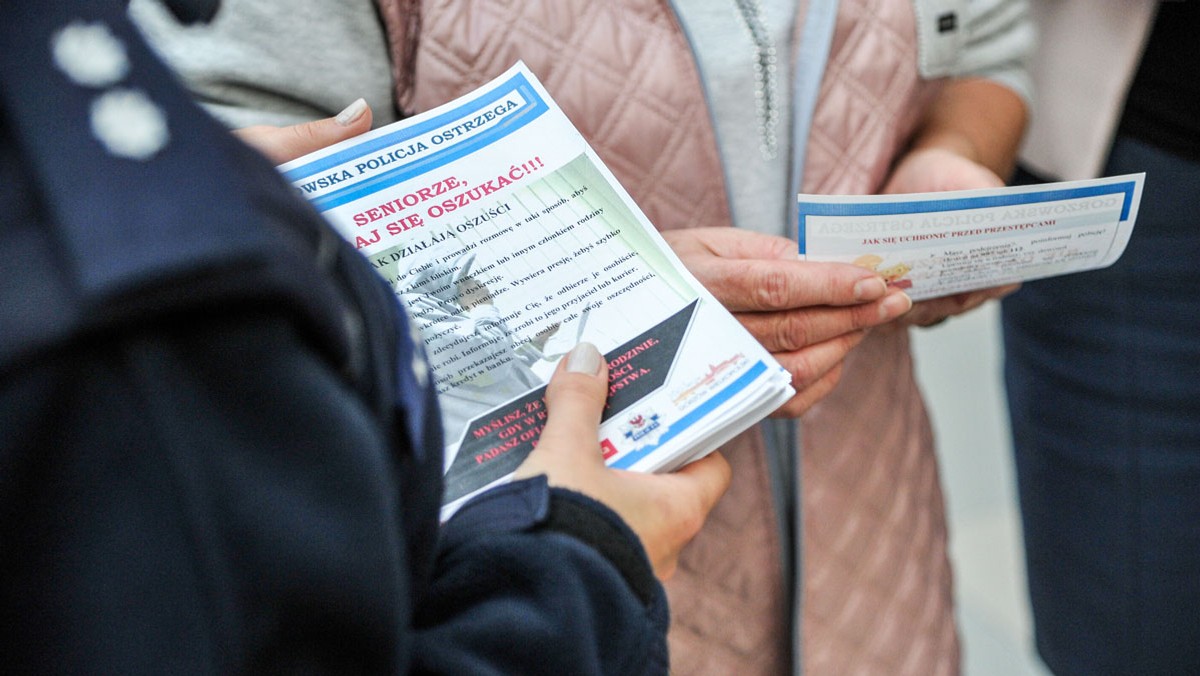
[879, 291, 913, 320]
[335, 98, 368, 126]
[854, 277, 887, 301]
[566, 342, 603, 375]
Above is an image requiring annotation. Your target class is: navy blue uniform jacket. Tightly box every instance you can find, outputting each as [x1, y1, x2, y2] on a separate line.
[0, 1, 668, 673]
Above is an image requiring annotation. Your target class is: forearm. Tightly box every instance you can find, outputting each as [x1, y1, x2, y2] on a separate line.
[909, 78, 1029, 180]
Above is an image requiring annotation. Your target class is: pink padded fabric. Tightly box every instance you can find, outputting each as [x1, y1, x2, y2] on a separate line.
[380, 1, 957, 673]
[799, 1, 958, 674]
[800, 327, 959, 676]
[803, 0, 939, 196]
[404, 0, 733, 236]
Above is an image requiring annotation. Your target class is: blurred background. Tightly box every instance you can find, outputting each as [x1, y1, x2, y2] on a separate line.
[910, 300, 1052, 676]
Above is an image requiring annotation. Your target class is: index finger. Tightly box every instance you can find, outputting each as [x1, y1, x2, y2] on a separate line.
[695, 257, 888, 312]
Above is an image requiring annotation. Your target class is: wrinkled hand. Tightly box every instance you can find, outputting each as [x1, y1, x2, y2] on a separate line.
[663, 228, 911, 417]
[234, 98, 373, 164]
[514, 343, 731, 580]
[901, 284, 1021, 327]
[882, 146, 1020, 327]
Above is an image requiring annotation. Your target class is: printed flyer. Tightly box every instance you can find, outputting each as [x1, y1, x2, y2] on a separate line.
[280, 63, 794, 516]
[798, 174, 1145, 300]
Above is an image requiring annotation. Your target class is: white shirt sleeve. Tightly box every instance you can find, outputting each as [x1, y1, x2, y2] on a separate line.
[915, 0, 1035, 106]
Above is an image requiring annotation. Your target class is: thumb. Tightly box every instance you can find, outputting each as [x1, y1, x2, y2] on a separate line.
[514, 343, 609, 479]
[671, 452, 732, 516]
[233, 98, 373, 164]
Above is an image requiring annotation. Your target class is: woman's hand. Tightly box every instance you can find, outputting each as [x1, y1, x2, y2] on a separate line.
[882, 145, 1004, 195]
[880, 78, 1029, 327]
[663, 228, 911, 416]
[514, 343, 732, 580]
[900, 283, 1021, 327]
[882, 146, 1021, 326]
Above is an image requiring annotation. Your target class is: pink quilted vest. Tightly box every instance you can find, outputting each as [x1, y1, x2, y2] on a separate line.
[800, 3, 959, 675]
[377, 1, 957, 673]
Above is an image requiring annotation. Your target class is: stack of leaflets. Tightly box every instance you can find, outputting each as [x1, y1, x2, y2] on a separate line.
[281, 63, 794, 517]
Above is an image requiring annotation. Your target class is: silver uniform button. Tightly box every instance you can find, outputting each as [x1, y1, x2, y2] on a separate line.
[51, 20, 129, 88]
[90, 88, 170, 160]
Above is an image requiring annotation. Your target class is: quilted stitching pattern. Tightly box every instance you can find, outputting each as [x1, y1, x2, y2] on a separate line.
[801, 327, 959, 675]
[410, 0, 732, 234]
[802, 0, 937, 195]
[800, 2, 958, 673]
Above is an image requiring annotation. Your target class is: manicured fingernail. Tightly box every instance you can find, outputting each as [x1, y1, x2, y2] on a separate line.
[335, 98, 368, 126]
[566, 342, 603, 375]
[854, 277, 887, 301]
[880, 291, 913, 320]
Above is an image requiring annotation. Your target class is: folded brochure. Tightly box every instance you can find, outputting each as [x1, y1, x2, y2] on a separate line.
[279, 62, 795, 517]
[798, 174, 1145, 300]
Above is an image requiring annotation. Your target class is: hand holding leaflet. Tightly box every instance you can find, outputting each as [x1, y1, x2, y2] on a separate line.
[879, 144, 1021, 326]
[278, 63, 795, 518]
[798, 174, 1146, 302]
[514, 342, 732, 580]
[662, 227, 912, 416]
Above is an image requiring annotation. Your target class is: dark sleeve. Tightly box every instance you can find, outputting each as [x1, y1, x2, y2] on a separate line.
[417, 480, 668, 675]
[0, 309, 668, 674]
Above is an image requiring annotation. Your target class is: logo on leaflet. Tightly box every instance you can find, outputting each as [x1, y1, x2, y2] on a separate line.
[672, 353, 747, 408]
[622, 411, 662, 442]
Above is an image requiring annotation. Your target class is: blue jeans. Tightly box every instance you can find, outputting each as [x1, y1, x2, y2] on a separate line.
[1002, 136, 1200, 675]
